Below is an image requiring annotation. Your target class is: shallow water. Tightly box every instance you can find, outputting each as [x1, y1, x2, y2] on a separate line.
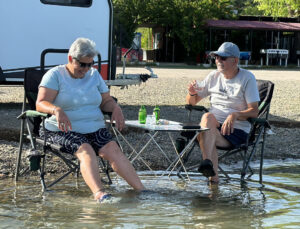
[1, 159, 299, 229]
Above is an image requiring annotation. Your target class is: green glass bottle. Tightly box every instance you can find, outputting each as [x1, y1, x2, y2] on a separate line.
[138, 105, 147, 124]
[153, 105, 160, 124]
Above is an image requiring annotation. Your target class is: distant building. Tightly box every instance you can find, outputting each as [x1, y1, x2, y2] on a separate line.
[206, 16, 300, 65]
[139, 16, 300, 65]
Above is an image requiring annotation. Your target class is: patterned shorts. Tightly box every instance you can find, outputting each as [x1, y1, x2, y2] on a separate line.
[39, 128, 113, 155]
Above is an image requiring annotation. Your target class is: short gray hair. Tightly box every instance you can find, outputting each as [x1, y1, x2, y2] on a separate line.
[68, 37, 98, 59]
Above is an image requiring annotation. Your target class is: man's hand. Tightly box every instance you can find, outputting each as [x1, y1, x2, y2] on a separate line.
[221, 113, 237, 135]
[186, 80, 204, 105]
[111, 105, 125, 131]
[188, 80, 199, 95]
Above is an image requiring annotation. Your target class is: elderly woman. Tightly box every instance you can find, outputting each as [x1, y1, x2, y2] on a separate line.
[36, 37, 145, 202]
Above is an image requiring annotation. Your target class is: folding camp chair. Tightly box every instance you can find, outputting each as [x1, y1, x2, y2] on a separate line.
[15, 50, 112, 191]
[176, 80, 274, 183]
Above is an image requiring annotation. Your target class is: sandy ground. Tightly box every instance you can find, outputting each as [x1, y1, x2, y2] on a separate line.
[0, 66, 300, 178]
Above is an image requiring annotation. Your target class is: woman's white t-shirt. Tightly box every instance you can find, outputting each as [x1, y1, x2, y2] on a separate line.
[39, 65, 109, 134]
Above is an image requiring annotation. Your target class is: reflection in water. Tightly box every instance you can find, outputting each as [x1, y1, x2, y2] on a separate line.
[0, 160, 299, 228]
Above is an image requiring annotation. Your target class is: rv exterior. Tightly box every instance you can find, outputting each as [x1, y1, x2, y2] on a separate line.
[0, 0, 114, 85]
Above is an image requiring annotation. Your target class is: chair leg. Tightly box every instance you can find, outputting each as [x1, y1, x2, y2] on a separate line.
[241, 148, 255, 180]
[15, 118, 26, 181]
[40, 172, 47, 192]
[176, 140, 196, 178]
[241, 128, 263, 180]
[218, 165, 230, 179]
[259, 128, 267, 184]
[247, 166, 254, 178]
[39, 154, 81, 191]
[40, 152, 47, 192]
[75, 163, 80, 178]
[241, 148, 252, 180]
[99, 158, 112, 185]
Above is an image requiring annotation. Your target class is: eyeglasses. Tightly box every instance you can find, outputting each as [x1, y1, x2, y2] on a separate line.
[214, 56, 233, 61]
[73, 57, 94, 68]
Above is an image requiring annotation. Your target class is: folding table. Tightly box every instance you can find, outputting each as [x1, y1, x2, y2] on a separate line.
[260, 49, 289, 67]
[108, 119, 209, 181]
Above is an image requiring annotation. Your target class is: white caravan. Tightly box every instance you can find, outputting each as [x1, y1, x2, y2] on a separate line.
[0, 0, 114, 84]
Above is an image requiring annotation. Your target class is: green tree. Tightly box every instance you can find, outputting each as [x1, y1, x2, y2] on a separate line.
[170, 0, 233, 57]
[136, 27, 152, 50]
[112, 0, 236, 59]
[113, 0, 148, 47]
[226, 0, 263, 16]
[254, 0, 300, 18]
[240, 0, 263, 16]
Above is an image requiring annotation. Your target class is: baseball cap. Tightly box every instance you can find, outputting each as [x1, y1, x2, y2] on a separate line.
[210, 42, 240, 58]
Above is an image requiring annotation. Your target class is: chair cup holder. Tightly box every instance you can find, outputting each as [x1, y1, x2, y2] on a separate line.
[28, 156, 41, 171]
[26, 149, 42, 171]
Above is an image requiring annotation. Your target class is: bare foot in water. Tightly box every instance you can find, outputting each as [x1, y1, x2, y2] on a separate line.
[94, 190, 109, 201]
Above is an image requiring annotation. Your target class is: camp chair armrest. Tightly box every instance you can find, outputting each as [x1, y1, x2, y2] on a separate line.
[185, 104, 209, 112]
[17, 110, 50, 119]
[247, 117, 271, 128]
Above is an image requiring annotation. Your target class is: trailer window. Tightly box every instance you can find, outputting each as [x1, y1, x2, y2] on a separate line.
[41, 0, 92, 8]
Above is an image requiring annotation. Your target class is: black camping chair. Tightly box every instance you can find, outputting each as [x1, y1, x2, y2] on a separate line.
[15, 50, 112, 191]
[176, 80, 274, 183]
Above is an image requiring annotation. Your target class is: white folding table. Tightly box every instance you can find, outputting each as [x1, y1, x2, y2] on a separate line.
[108, 119, 209, 181]
[260, 49, 289, 67]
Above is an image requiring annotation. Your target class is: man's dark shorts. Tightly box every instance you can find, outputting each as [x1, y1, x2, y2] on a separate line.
[218, 125, 248, 148]
[39, 128, 113, 155]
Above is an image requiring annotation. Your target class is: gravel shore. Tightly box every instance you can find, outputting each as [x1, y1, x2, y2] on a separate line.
[1, 66, 300, 178]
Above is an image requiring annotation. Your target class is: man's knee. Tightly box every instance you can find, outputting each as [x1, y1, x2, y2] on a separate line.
[197, 113, 220, 142]
[201, 112, 218, 127]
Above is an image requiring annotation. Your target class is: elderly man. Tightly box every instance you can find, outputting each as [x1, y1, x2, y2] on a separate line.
[186, 42, 260, 183]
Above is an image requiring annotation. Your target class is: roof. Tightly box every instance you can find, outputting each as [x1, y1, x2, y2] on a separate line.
[206, 19, 300, 32]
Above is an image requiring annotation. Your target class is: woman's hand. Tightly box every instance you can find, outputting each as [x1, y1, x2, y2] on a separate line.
[36, 87, 71, 132]
[54, 107, 72, 132]
[111, 105, 125, 131]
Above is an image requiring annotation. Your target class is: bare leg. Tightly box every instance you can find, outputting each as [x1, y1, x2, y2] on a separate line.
[99, 141, 145, 190]
[198, 113, 231, 183]
[75, 143, 107, 200]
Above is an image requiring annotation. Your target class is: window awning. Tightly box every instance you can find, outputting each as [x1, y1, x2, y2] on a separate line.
[206, 19, 300, 32]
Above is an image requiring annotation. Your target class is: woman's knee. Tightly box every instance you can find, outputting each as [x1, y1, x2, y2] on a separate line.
[75, 143, 95, 161]
[98, 141, 120, 160]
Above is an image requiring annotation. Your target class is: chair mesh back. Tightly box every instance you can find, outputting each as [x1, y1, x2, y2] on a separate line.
[256, 80, 274, 117]
[24, 68, 46, 110]
[24, 68, 46, 135]
[248, 80, 274, 143]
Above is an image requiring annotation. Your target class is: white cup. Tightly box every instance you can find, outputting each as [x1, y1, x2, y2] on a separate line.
[146, 115, 156, 125]
[194, 80, 205, 93]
